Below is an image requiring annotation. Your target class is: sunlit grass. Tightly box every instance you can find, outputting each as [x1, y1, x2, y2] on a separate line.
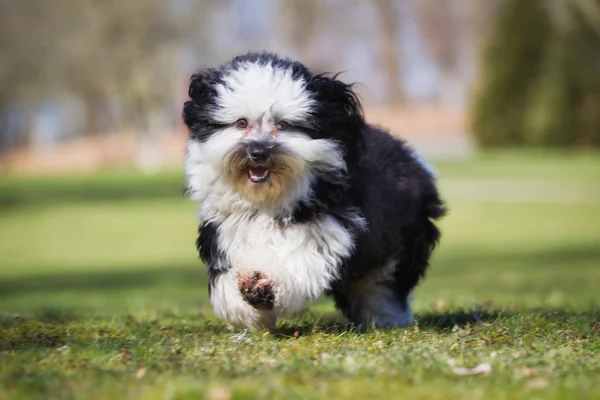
[0, 151, 599, 399]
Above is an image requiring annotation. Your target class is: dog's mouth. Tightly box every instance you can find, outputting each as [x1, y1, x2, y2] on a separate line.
[248, 166, 270, 183]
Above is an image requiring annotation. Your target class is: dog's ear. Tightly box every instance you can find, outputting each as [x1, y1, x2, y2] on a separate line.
[307, 74, 364, 162]
[183, 69, 220, 138]
[187, 69, 219, 106]
[308, 73, 363, 119]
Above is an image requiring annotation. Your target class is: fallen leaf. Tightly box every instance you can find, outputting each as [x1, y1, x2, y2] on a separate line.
[135, 368, 146, 380]
[448, 360, 492, 376]
[526, 378, 551, 389]
[522, 367, 536, 378]
[435, 299, 446, 311]
[208, 386, 231, 400]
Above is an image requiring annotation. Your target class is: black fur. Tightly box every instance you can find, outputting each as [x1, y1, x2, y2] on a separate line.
[186, 52, 446, 326]
[328, 126, 446, 320]
[196, 221, 224, 294]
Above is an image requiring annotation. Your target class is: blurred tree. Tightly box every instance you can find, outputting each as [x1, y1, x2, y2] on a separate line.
[472, 0, 600, 147]
[277, 0, 323, 67]
[471, 0, 551, 146]
[524, 0, 577, 146]
[418, 0, 456, 73]
[0, 0, 61, 146]
[526, 0, 600, 146]
[373, 0, 404, 105]
[0, 0, 218, 149]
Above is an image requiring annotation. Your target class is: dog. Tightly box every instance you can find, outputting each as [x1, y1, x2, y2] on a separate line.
[183, 52, 446, 331]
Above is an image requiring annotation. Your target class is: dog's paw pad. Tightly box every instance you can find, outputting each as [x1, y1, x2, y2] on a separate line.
[238, 272, 275, 310]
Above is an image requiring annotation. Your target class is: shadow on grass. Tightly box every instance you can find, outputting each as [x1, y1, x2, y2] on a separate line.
[271, 309, 503, 338]
[0, 264, 206, 299]
[415, 309, 501, 331]
[275, 314, 352, 337]
[0, 171, 185, 210]
[2, 242, 599, 343]
[274, 307, 599, 338]
[4, 241, 598, 305]
[436, 241, 600, 271]
[0, 310, 229, 352]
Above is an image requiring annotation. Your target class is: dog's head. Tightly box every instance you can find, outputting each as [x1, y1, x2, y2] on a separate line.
[183, 52, 363, 214]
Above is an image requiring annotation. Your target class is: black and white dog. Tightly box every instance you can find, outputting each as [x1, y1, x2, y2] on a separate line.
[183, 52, 446, 330]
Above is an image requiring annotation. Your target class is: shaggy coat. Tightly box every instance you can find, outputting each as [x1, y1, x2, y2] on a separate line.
[183, 52, 446, 330]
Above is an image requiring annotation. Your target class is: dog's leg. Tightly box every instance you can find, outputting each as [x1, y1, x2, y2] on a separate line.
[210, 270, 277, 330]
[333, 217, 440, 330]
[238, 271, 276, 310]
[331, 259, 414, 330]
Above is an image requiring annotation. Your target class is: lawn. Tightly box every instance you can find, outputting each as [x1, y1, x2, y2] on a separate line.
[1, 150, 599, 399]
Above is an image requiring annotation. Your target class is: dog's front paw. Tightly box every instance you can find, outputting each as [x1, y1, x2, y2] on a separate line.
[238, 271, 276, 310]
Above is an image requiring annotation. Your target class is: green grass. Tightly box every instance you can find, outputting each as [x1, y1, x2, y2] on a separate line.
[1, 151, 599, 399]
[435, 148, 600, 181]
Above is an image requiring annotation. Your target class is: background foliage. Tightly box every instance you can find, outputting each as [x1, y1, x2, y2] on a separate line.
[472, 0, 600, 147]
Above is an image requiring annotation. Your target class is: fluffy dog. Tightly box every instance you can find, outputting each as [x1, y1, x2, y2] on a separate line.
[183, 52, 446, 330]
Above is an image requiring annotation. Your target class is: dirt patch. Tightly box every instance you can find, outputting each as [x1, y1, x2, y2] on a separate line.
[0, 106, 468, 176]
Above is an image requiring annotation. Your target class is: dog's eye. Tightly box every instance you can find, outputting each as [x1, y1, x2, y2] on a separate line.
[275, 121, 289, 131]
[235, 118, 248, 129]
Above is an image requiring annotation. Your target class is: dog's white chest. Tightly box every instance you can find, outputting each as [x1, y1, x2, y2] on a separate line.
[217, 213, 354, 312]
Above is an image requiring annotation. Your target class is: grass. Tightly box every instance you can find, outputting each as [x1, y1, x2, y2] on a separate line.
[1, 150, 599, 399]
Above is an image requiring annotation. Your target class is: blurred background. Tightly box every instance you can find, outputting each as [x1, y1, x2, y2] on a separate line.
[0, 0, 599, 318]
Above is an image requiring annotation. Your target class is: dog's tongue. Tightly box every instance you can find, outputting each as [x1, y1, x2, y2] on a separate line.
[249, 167, 269, 181]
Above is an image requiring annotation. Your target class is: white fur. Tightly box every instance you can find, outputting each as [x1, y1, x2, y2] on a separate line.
[185, 133, 345, 221]
[214, 61, 315, 125]
[212, 212, 356, 329]
[348, 259, 413, 329]
[210, 270, 277, 330]
[187, 137, 356, 328]
[185, 60, 357, 329]
[185, 60, 346, 219]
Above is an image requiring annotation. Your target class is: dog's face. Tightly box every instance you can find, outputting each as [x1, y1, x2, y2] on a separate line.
[184, 53, 363, 212]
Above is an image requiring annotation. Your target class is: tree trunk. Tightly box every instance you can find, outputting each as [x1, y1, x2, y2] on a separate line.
[373, 0, 404, 105]
[83, 95, 109, 136]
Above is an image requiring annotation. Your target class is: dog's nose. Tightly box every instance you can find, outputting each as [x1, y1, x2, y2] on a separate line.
[248, 147, 269, 163]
